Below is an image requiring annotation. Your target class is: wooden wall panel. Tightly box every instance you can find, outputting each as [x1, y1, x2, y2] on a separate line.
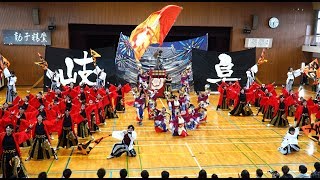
[0, 2, 314, 85]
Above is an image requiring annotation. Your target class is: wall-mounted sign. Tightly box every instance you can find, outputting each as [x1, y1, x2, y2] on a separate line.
[245, 38, 273, 48]
[2, 30, 51, 46]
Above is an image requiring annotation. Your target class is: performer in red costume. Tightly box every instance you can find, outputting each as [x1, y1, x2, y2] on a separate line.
[216, 81, 230, 110]
[0, 124, 29, 178]
[25, 114, 58, 161]
[294, 99, 314, 129]
[228, 88, 254, 116]
[269, 95, 289, 127]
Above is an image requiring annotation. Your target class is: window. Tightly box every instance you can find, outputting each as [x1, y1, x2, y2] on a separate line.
[315, 11, 320, 45]
[317, 11, 320, 35]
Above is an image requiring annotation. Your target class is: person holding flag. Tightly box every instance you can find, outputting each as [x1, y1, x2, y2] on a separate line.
[286, 67, 302, 92]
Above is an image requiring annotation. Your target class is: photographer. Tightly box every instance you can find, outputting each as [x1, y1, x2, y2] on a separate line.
[107, 125, 137, 159]
[268, 170, 280, 178]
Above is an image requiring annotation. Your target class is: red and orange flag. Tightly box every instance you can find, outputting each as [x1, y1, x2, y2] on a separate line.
[34, 52, 48, 70]
[129, 5, 183, 61]
[0, 54, 11, 78]
[257, 48, 268, 65]
[301, 122, 320, 142]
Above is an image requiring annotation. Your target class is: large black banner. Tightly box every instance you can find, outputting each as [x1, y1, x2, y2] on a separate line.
[44, 46, 122, 91]
[192, 48, 256, 91]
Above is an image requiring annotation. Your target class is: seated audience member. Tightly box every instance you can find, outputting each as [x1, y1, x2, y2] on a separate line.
[97, 168, 106, 178]
[120, 169, 128, 179]
[256, 169, 263, 178]
[141, 170, 149, 179]
[295, 165, 310, 178]
[280, 165, 293, 178]
[63, 169, 72, 179]
[38, 172, 47, 179]
[311, 162, 320, 178]
[240, 170, 250, 179]
[161, 170, 169, 179]
[198, 169, 207, 179]
[211, 173, 218, 178]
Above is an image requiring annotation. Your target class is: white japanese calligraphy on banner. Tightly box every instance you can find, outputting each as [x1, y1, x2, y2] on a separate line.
[46, 51, 106, 86]
[207, 53, 241, 84]
[2, 30, 51, 45]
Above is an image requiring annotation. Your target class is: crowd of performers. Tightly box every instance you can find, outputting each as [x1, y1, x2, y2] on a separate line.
[0, 65, 133, 177]
[134, 66, 209, 138]
[134, 64, 320, 155]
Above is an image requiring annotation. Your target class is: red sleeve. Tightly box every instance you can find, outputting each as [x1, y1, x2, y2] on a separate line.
[44, 95, 53, 104]
[69, 89, 78, 99]
[52, 118, 63, 134]
[59, 101, 66, 112]
[273, 100, 280, 117]
[12, 96, 22, 105]
[19, 119, 32, 132]
[307, 98, 315, 107]
[86, 94, 96, 104]
[28, 94, 35, 100]
[285, 96, 294, 107]
[94, 107, 100, 124]
[72, 99, 81, 109]
[29, 97, 40, 109]
[25, 104, 37, 113]
[122, 83, 132, 94]
[70, 111, 83, 124]
[2, 110, 11, 119]
[1, 116, 14, 132]
[281, 88, 289, 97]
[98, 88, 107, 96]
[310, 105, 318, 114]
[109, 84, 117, 92]
[102, 96, 110, 106]
[259, 96, 268, 108]
[9, 103, 19, 114]
[43, 123, 51, 143]
[246, 92, 255, 104]
[25, 111, 38, 124]
[13, 133, 23, 156]
[266, 84, 275, 92]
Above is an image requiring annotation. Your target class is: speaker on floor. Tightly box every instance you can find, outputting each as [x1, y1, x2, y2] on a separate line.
[252, 15, 258, 30]
[32, 8, 40, 25]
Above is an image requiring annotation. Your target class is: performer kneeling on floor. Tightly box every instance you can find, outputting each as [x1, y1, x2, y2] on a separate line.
[278, 126, 300, 155]
[107, 125, 137, 159]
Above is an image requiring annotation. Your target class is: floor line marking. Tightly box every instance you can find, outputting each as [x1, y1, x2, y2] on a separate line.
[61, 147, 74, 178]
[185, 142, 202, 170]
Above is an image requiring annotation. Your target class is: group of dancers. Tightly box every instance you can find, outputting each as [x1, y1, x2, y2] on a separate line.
[0, 64, 135, 177]
[134, 66, 208, 138]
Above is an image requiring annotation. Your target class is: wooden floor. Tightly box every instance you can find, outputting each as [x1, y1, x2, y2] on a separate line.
[2, 86, 320, 178]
